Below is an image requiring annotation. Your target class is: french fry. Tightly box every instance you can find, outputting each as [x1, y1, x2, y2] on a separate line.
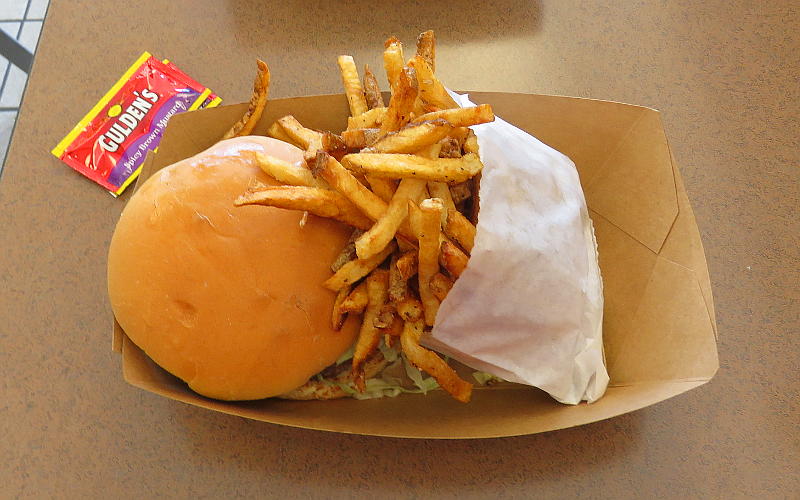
[321, 131, 348, 160]
[437, 137, 461, 158]
[355, 178, 427, 260]
[396, 295, 423, 322]
[470, 172, 481, 224]
[439, 240, 469, 278]
[332, 286, 350, 330]
[463, 129, 480, 154]
[365, 175, 397, 202]
[347, 107, 386, 130]
[401, 319, 473, 403]
[338, 55, 369, 117]
[363, 120, 453, 154]
[374, 304, 395, 329]
[380, 67, 418, 133]
[429, 272, 454, 302]
[415, 30, 436, 73]
[382, 315, 403, 338]
[266, 121, 300, 147]
[444, 208, 477, 253]
[449, 181, 471, 205]
[363, 64, 385, 109]
[323, 241, 397, 291]
[222, 59, 271, 139]
[313, 153, 387, 221]
[342, 152, 484, 184]
[409, 199, 444, 325]
[340, 281, 369, 313]
[235, 186, 372, 230]
[277, 115, 323, 150]
[396, 250, 418, 280]
[341, 128, 382, 149]
[252, 152, 318, 187]
[383, 37, 405, 94]
[388, 253, 407, 303]
[427, 181, 456, 212]
[407, 56, 458, 110]
[411, 104, 495, 128]
[331, 228, 363, 272]
[352, 270, 390, 391]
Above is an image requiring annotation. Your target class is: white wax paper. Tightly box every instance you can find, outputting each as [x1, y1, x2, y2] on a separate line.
[424, 93, 609, 404]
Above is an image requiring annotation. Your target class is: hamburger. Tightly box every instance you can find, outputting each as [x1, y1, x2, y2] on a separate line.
[107, 136, 361, 400]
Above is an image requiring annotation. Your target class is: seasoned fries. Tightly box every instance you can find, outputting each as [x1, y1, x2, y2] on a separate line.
[223, 59, 271, 139]
[411, 105, 495, 128]
[444, 208, 477, 253]
[238, 30, 488, 403]
[351, 270, 390, 390]
[342, 152, 483, 184]
[411, 199, 445, 325]
[363, 64, 385, 109]
[252, 152, 318, 187]
[355, 178, 426, 259]
[439, 240, 469, 278]
[340, 281, 369, 313]
[338, 55, 369, 117]
[235, 186, 372, 230]
[401, 319, 473, 403]
[363, 120, 453, 154]
[323, 242, 396, 291]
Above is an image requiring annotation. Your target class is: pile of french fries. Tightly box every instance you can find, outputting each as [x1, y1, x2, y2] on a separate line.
[229, 31, 494, 403]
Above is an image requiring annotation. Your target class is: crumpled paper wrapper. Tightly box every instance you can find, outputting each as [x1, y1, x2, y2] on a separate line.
[424, 92, 609, 404]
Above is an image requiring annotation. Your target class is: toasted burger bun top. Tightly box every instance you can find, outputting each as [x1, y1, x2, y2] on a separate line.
[108, 136, 360, 401]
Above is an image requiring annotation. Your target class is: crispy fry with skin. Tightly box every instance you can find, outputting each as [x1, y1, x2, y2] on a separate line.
[352, 270, 390, 391]
[383, 315, 403, 338]
[439, 240, 469, 278]
[396, 295, 423, 322]
[252, 152, 318, 187]
[340, 281, 369, 313]
[409, 199, 443, 325]
[323, 241, 397, 291]
[331, 229, 363, 272]
[277, 115, 323, 150]
[266, 121, 300, 147]
[408, 56, 458, 110]
[444, 208, 477, 253]
[415, 30, 436, 73]
[380, 67, 418, 133]
[363, 64, 385, 109]
[411, 104, 495, 128]
[463, 129, 479, 154]
[429, 272, 454, 302]
[427, 181, 456, 212]
[470, 172, 481, 224]
[437, 137, 461, 158]
[235, 186, 372, 230]
[401, 319, 473, 403]
[338, 55, 368, 117]
[383, 38, 405, 94]
[374, 304, 395, 329]
[342, 152, 483, 184]
[331, 286, 350, 330]
[222, 59, 271, 139]
[363, 120, 453, 154]
[355, 178, 427, 259]
[341, 128, 382, 149]
[347, 107, 386, 130]
[396, 250, 418, 280]
[449, 181, 471, 205]
[388, 253, 408, 303]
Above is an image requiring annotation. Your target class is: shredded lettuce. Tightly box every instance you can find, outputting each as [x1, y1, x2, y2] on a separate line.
[402, 355, 439, 393]
[472, 371, 504, 386]
[335, 343, 355, 365]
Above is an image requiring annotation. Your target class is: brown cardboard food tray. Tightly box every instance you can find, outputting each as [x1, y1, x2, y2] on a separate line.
[111, 92, 718, 439]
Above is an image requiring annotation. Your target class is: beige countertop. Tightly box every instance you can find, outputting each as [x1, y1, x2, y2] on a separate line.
[1, 1, 797, 497]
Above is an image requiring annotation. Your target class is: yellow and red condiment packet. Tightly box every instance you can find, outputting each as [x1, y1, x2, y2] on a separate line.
[52, 52, 221, 196]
